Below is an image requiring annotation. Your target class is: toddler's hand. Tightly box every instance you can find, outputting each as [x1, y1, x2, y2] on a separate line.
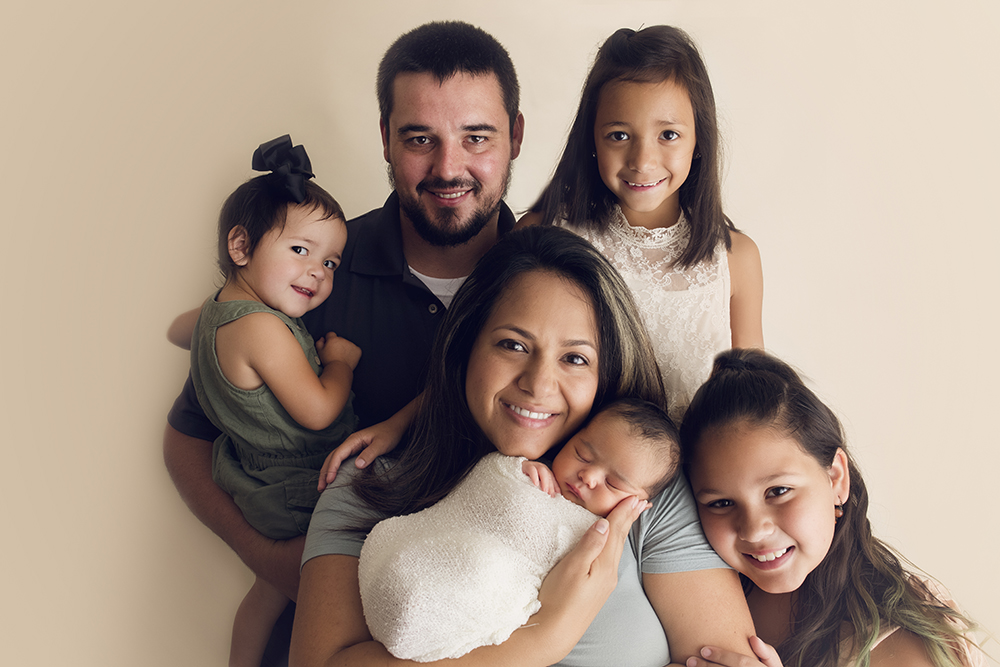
[316, 331, 361, 370]
[522, 460, 559, 497]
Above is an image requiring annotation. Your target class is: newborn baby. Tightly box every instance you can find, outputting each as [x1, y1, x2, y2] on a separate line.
[358, 398, 679, 662]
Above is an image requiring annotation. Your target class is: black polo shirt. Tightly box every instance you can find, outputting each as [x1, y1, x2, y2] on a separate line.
[167, 192, 516, 440]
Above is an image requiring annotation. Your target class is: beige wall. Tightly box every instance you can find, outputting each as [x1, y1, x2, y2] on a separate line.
[2, 1, 996, 664]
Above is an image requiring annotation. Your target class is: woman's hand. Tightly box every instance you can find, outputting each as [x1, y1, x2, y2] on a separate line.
[685, 637, 782, 667]
[532, 495, 650, 657]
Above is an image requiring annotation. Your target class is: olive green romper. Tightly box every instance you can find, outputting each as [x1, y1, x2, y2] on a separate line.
[191, 295, 357, 539]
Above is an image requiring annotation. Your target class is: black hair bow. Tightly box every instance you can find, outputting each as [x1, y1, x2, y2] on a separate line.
[252, 134, 315, 203]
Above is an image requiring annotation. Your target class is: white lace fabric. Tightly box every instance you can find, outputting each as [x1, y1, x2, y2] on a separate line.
[561, 209, 731, 422]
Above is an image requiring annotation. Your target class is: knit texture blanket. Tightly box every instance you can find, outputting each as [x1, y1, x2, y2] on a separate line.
[358, 452, 598, 662]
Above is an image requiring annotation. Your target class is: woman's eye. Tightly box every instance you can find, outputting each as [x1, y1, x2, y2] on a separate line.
[766, 486, 791, 498]
[499, 339, 526, 353]
[608, 131, 629, 142]
[563, 352, 589, 366]
[706, 499, 733, 509]
[292, 246, 307, 256]
[661, 130, 679, 141]
[323, 259, 337, 270]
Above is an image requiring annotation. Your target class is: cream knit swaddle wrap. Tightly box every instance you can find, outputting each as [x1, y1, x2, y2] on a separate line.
[358, 452, 598, 662]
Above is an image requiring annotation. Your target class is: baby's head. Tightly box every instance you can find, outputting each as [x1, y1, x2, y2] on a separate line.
[217, 150, 346, 319]
[551, 398, 679, 517]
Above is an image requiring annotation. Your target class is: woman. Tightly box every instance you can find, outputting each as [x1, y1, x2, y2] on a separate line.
[290, 226, 759, 667]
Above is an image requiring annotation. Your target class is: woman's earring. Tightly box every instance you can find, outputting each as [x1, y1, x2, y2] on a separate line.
[592, 151, 597, 158]
[834, 502, 844, 523]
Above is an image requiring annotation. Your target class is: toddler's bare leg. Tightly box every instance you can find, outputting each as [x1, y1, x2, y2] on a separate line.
[229, 576, 289, 667]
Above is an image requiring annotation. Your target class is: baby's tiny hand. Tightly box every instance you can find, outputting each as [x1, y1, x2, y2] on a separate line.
[316, 332, 362, 370]
[522, 460, 559, 497]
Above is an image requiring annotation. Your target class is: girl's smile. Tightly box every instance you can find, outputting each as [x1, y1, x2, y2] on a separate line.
[688, 421, 850, 595]
[593, 78, 697, 230]
[224, 205, 347, 319]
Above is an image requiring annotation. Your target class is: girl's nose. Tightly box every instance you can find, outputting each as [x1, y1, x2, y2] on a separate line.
[628, 138, 658, 174]
[737, 506, 774, 543]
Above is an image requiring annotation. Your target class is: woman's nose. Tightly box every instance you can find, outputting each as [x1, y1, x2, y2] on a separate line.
[517, 356, 557, 396]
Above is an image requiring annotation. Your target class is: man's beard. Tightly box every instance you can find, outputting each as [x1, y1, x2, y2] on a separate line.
[390, 162, 512, 248]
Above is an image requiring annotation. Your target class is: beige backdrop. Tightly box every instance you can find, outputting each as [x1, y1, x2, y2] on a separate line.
[2, 1, 996, 665]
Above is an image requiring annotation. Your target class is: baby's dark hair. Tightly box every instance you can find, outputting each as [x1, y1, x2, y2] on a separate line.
[597, 397, 680, 498]
[216, 176, 344, 281]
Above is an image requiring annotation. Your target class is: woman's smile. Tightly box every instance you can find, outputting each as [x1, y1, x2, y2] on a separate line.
[465, 269, 599, 460]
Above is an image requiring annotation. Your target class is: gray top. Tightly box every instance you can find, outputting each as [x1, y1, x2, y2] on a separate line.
[303, 458, 728, 667]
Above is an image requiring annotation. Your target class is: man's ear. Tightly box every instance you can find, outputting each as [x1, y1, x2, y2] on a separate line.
[829, 447, 851, 504]
[228, 226, 251, 266]
[380, 117, 391, 163]
[510, 112, 525, 160]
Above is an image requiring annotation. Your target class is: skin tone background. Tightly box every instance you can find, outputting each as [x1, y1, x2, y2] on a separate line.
[1, 1, 996, 665]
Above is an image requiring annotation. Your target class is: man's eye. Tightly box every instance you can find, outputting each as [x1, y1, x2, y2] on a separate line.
[468, 135, 486, 144]
[410, 136, 431, 145]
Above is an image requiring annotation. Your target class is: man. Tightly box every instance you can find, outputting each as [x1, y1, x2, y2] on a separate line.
[163, 21, 523, 665]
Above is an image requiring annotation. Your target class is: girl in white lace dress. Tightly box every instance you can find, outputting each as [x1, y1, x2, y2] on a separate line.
[522, 25, 764, 421]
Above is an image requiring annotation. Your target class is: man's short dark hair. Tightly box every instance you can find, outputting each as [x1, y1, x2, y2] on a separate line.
[376, 21, 520, 133]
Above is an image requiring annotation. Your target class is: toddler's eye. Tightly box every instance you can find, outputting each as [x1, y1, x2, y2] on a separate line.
[766, 486, 791, 498]
[292, 246, 307, 256]
[323, 259, 338, 270]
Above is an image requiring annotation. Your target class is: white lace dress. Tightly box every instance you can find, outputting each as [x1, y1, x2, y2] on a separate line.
[560, 209, 731, 422]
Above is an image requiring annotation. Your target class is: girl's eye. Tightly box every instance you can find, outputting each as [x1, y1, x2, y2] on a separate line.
[661, 130, 680, 141]
[608, 131, 629, 142]
[563, 352, 589, 366]
[292, 246, 307, 256]
[498, 339, 527, 353]
[323, 259, 338, 270]
[766, 486, 791, 499]
[706, 499, 733, 509]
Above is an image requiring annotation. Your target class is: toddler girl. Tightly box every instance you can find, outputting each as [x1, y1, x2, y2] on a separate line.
[524, 25, 764, 422]
[680, 349, 984, 667]
[189, 135, 360, 667]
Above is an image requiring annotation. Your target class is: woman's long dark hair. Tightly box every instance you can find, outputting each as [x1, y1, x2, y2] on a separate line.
[531, 25, 734, 268]
[353, 226, 665, 524]
[680, 349, 980, 667]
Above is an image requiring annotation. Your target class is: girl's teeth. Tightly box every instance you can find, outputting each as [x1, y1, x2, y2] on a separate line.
[511, 405, 553, 420]
[751, 548, 789, 562]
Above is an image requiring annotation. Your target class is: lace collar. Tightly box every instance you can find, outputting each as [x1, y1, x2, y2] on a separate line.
[609, 206, 691, 249]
